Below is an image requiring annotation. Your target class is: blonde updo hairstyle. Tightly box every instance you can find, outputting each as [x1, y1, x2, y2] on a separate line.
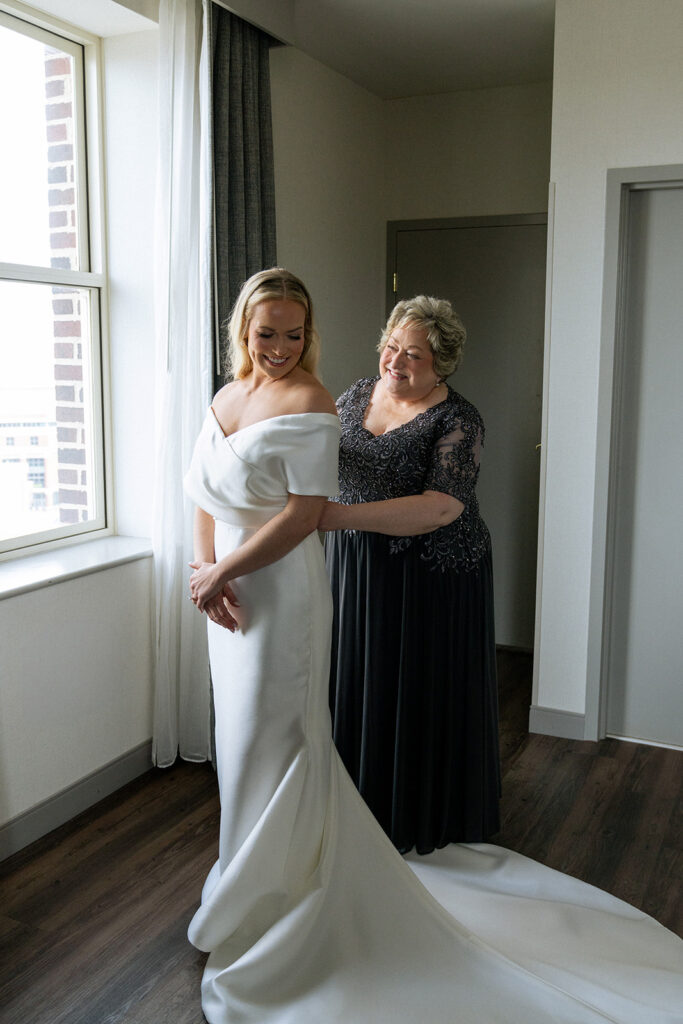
[379, 295, 466, 381]
[226, 267, 321, 380]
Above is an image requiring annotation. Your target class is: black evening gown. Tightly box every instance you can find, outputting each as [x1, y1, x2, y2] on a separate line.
[326, 376, 500, 853]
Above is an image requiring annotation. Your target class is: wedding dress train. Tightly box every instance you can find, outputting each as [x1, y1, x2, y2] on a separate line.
[184, 408, 683, 1023]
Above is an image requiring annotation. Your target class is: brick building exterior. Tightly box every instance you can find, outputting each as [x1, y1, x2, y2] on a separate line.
[44, 44, 92, 527]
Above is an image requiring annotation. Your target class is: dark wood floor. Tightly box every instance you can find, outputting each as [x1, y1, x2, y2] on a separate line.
[1, 650, 681, 1023]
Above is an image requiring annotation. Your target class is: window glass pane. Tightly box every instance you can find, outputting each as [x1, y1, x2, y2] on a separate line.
[0, 22, 82, 270]
[0, 280, 101, 545]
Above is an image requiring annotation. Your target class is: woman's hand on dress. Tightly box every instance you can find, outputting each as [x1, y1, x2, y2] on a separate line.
[189, 561, 240, 631]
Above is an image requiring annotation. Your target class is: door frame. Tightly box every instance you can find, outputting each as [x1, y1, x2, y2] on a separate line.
[585, 164, 683, 741]
[386, 213, 548, 317]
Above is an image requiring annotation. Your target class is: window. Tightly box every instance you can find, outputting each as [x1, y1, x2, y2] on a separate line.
[27, 455, 46, 487]
[0, 7, 107, 557]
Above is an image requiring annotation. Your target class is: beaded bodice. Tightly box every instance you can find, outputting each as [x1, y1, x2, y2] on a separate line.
[335, 376, 491, 571]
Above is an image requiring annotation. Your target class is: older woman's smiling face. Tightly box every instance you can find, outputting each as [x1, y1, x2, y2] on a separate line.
[379, 323, 437, 400]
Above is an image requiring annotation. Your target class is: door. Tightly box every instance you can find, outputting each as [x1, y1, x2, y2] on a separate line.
[605, 185, 683, 747]
[390, 216, 547, 649]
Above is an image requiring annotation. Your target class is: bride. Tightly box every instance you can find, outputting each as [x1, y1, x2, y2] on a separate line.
[184, 268, 682, 1024]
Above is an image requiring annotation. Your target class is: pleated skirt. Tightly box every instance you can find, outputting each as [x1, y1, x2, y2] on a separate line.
[326, 529, 501, 854]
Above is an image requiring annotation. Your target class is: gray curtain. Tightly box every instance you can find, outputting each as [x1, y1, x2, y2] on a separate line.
[211, 5, 277, 385]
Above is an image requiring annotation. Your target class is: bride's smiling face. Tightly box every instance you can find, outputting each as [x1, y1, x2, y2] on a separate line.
[246, 299, 306, 380]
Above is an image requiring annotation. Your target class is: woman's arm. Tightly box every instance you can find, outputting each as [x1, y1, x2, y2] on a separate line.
[189, 492, 327, 614]
[191, 506, 242, 630]
[320, 414, 482, 538]
[318, 491, 463, 536]
[194, 506, 216, 563]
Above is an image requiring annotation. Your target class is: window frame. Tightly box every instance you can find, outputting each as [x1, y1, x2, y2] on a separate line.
[0, 1, 112, 561]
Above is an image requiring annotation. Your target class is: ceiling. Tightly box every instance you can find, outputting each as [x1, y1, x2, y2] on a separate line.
[291, 0, 556, 99]
[18, 0, 556, 98]
[7, 0, 157, 37]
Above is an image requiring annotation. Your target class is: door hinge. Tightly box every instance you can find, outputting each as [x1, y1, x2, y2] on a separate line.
[392, 272, 398, 293]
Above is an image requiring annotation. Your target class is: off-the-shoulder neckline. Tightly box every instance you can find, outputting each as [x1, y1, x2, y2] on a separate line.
[209, 406, 339, 441]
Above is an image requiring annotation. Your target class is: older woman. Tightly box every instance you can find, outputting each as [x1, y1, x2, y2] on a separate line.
[320, 295, 500, 854]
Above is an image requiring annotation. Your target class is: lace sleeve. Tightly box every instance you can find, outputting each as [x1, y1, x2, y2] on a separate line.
[423, 418, 483, 506]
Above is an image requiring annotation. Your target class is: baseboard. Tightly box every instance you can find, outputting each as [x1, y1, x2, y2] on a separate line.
[0, 740, 153, 861]
[528, 705, 586, 741]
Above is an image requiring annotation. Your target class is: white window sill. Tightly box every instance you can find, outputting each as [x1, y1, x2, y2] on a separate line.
[0, 536, 153, 600]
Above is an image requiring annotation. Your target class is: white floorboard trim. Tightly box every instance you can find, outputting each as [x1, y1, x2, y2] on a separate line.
[0, 740, 153, 861]
[528, 705, 586, 741]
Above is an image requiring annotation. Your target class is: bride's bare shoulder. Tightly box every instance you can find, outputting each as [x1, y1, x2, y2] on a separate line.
[212, 381, 239, 408]
[286, 370, 337, 416]
[214, 373, 336, 424]
[210, 381, 247, 434]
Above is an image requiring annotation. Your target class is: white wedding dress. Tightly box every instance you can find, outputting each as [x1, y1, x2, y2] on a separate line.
[184, 408, 683, 1024]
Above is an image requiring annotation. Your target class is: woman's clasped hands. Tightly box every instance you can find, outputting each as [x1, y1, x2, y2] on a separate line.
[188, 560, 241, 632]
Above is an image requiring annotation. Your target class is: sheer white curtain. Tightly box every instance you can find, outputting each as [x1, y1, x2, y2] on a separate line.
[152, 0, 215, 767]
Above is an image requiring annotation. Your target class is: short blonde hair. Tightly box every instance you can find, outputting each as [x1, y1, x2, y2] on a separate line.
[379, 295, 466, 380]
[226, 267, 321, 380]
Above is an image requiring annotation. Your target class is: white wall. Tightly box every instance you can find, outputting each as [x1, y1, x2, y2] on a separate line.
[270, 46, 386, 398]
[384, 81, 552, 220]
[534, 0, 683, 717]
[0, 559, 153, 824]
